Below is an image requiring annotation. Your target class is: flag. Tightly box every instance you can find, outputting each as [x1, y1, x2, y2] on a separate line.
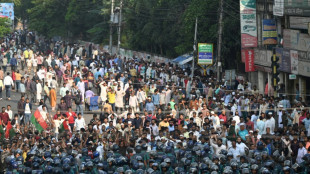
[5, 121, 15, 139]
[0, 120, 4, 140]
[59, 120, 70, 133]
[31, 109, 48, 132]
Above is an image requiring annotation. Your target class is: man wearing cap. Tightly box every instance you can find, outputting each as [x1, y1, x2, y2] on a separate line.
[264, 112, 275, 134]
[238, 123, 249, 141]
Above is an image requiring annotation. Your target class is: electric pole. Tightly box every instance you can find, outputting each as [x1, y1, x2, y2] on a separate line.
[109, 0, 115, 55]
[191, 17, 198, 81]
[217, 0, 224, 81]
[117, 0, 123, 55]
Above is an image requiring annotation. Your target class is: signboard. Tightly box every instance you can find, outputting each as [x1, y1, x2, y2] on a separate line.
[240, 0, 257, 48]
[262, 19, 277, 45]
[289, 74, 296, 79]
[273, 0, 284, 16]
[282, 49, 291, 73]
[198, 43, 213, 65]
[298, 61, 310, 77]
[241, 49, 253, 63]
[290, 50, 299, 74]
[0, 3, 14, 21]
[289, 16, 310, 30]
[298, 51, 310, 62]
[254, 49, 272, 67]
[284, 0, 310, 16]
[298, 33, 310, 52]
[245, 49, 255, 72]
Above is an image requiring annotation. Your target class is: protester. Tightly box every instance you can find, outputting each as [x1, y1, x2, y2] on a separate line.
[0, 32, 309, 174]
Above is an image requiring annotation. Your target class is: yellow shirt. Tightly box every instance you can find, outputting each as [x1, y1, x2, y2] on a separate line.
[23, 50, 29, 58]
[159, 121, 169, 130]
[29, 50, 34, 59]
[129, 68, 137, 77]
[108, 92, 116, 104]
[15, 73, 22, 81]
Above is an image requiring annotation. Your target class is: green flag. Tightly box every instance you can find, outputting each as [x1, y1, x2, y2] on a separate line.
[31, 114, 44, 132]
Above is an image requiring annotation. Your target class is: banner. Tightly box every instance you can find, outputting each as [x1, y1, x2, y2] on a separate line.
[0, 3, 14, 21]
[240, 0, 257, 48]
[245, 49, 255, 72]
[262, 19, 277, 45]
[198, 43, 213, 65]
[277, 48, 291, 73]
[284, 0, 310, 16]
[289, 16, 310, 30]
[290, 50, 298, 74]
[273, 0, 284, 16]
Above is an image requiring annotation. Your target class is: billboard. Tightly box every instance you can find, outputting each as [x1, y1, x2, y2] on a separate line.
[273, 0, 284, 16]
[290, 50, 298, 74]
[0, 3, 14, 21]
[284, 0, 310, 16]
[262, 19, 277, 45]
[289, 16, 310, 30]
[276, 48, 291, 73]
[198, 43, 213, 65]
[245, 49, 255, 72]
[240, 0, 257, 48]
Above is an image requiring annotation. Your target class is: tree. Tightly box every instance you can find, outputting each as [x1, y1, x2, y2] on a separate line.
[27, 0, 70, 38]
[0, 18, 12, 38]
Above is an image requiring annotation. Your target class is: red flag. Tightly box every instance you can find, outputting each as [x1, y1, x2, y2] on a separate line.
[32, 110, 48, 130]
[5, 121, 12, 139]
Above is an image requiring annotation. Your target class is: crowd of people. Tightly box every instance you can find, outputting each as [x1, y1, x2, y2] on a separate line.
[0, 31, 309, 173]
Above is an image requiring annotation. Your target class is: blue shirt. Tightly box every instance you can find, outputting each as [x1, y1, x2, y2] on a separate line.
[94, 71, 101, 81]
[152, 94, 160, 105]
[145, 102, 155, 112]
[238, 129, 249, 141]
[302, 118, 310, 129]
[257, 120, 265, 135]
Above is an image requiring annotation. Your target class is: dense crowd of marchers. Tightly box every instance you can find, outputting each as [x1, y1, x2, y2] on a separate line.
[0, 31, 309, 173]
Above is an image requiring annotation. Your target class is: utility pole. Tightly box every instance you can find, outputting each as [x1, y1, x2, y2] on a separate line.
[117, 0, 123, 55]
[109, 0, 115, 55]
[217, 0, 224, 81]
[191, 17, 198, 81]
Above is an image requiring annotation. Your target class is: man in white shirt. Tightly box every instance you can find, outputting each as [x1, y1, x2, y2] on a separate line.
[236, 137, 248, 156]
[5, 105, 13, 120]
[210, 135, 227, 155]
[52, 115, 64, 140]
[3, 72, 14, 100]
[264, 112, 275, 134]
[228, 140, 241, 161]
[74, 113, 86, 132]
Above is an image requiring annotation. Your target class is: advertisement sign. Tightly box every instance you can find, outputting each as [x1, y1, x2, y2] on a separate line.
[241, 49, 253, 63]
[254, 49, 272, 67]
[298, 51, 310, 62]
[273, 0, 284, 16]
[277, 48, 291, 73]
[289, 16, 310, 30]
[198, 43, 213, 65]
[245, 49, 255, 72]
[0, 3, 14, 21]
[290, 50, 299, 74]
[298, 33, 310, 52]
[262, 19, 277, 45]
[298, 61, 310, 77]
[284, 0, 310, 16]
[282, 49, 291, 73]
[240, 0, 257, 48]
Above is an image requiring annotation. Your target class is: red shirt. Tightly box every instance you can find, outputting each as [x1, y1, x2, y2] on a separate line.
[299, 116, 306, 125]
[53, 114, 61, 120]
[0, 112, 9, 125]
[219, 114, 227, 124]
[68, 115, 76, 124]
[66, 111, 76, 118]
[246, 120, 254, 131]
